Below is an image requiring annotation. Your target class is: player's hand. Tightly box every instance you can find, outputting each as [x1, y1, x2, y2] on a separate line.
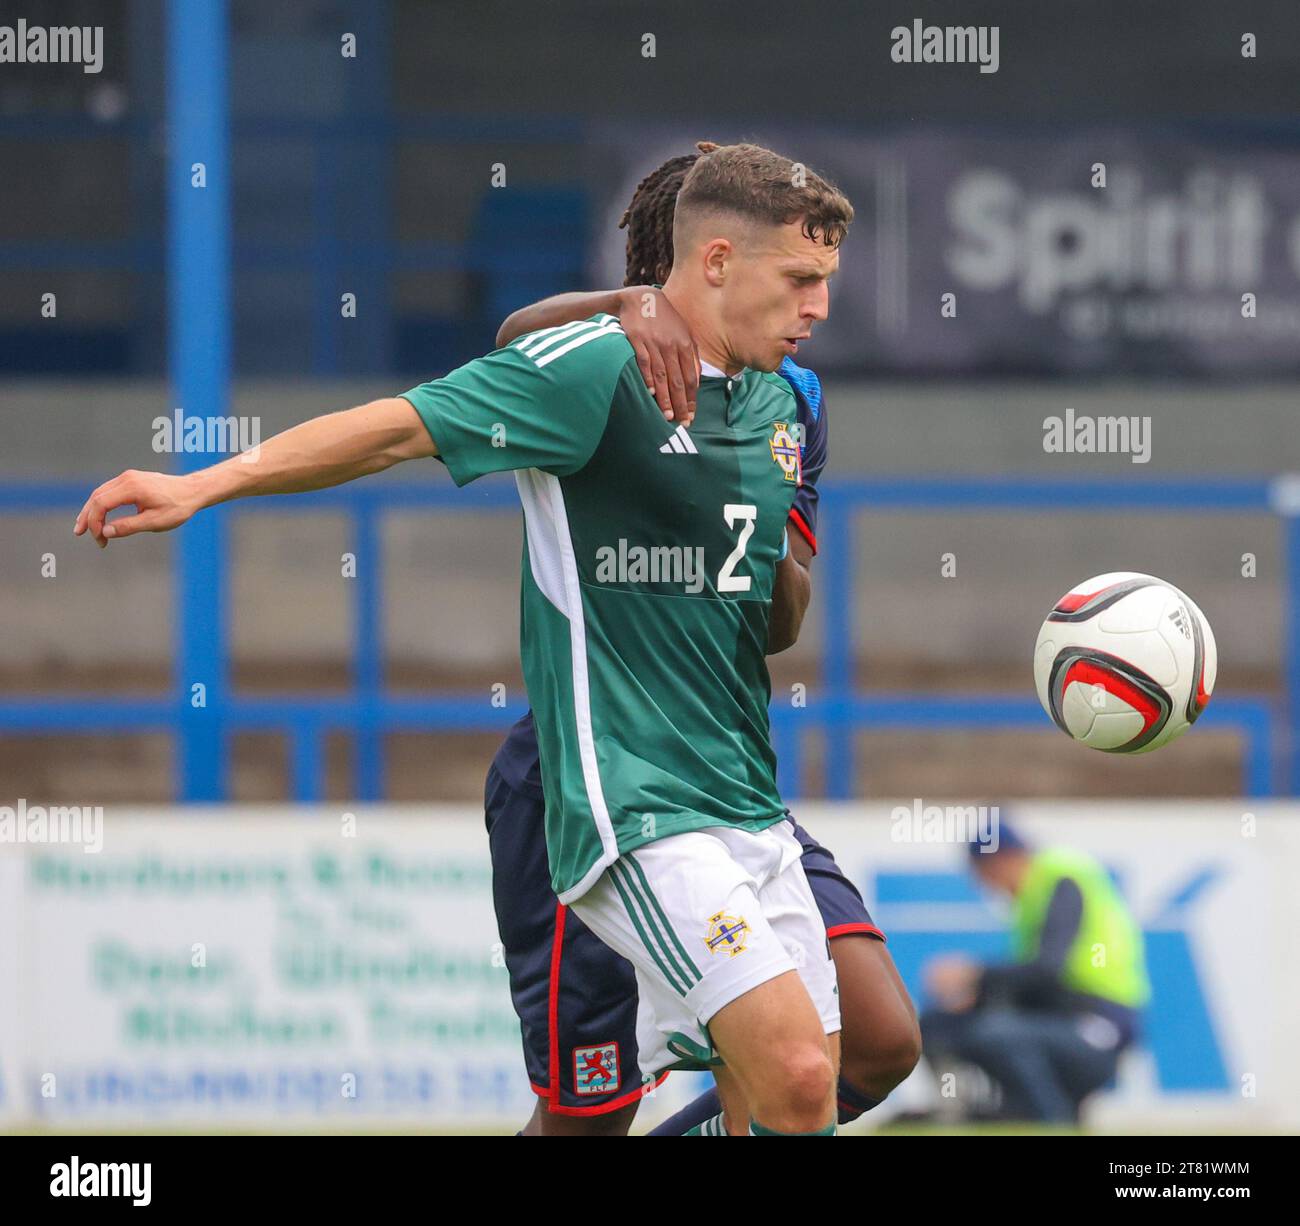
[74, 470, 200, 548]
[617, 285, 699, 425]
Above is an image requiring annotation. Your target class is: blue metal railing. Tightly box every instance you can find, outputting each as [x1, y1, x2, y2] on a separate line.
[0, 475, 1288, 800]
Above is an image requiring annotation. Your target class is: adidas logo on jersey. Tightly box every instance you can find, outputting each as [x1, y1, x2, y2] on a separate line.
[659, 425, 698, 455]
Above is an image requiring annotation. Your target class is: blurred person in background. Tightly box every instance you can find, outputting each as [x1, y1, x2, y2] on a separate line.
[917, 824, 1150, 1124]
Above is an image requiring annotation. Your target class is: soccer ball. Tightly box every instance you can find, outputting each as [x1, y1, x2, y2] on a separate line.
[1033, 572, 1217, 753]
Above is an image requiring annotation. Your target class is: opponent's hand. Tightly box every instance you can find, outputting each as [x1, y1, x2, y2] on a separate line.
[617, 286, 699, 425]
[74, 470, 200, 548]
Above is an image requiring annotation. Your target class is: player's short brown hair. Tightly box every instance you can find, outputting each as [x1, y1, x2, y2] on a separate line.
[673, 142, 854, 252]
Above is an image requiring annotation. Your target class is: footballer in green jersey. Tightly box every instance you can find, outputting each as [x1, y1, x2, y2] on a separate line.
[400, 315, 811, 901]
[77, 140, 856, 1136]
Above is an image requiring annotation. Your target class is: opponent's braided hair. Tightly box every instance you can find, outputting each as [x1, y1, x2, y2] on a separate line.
[618, 141, 718, 288]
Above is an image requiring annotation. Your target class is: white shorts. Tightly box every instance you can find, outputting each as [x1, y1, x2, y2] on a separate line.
[569, 820, 841, 1079]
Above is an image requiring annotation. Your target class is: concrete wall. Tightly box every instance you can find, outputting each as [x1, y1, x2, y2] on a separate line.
[1, 378, 1290, 679]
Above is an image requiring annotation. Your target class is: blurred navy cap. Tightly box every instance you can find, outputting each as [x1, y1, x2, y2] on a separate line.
[967, 817, 1028, 858]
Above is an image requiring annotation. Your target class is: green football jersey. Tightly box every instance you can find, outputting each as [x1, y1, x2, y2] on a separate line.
[401, 314, 807, 901]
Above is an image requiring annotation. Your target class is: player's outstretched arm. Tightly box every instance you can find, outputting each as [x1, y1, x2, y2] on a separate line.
[497, 286, 698, 424]
[74, 397, 435, 548]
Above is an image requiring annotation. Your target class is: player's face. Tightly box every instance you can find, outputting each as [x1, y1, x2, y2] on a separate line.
[723, 220, 839, 372]
[972, 854, 1017, 897]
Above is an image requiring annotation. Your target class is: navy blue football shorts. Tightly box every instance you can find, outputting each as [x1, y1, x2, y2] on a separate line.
[484, 763, 886, 1116]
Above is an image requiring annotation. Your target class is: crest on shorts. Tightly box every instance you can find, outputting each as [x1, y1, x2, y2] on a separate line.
[769, 422, 801, 484]
[573, 1041, 620, 1095]
[704, 911, 751, 957]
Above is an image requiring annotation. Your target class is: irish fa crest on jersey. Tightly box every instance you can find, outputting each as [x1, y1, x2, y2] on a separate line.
[769, 422, 801, 483]
[705, 911, 751, 957]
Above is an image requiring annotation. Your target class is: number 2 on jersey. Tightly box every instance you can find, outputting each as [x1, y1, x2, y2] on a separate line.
[718, 503, 757, 593]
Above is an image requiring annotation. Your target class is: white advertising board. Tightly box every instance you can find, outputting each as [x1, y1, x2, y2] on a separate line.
[1, 803, 1296, 1133]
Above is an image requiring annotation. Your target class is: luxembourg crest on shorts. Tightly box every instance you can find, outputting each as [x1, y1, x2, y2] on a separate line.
[705, 911, 750, 957]
[769, 422, 801, 484]
[573, 1041, 620, 1095]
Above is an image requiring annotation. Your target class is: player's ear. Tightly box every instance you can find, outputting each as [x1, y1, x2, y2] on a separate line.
[701, 238, 731, 286]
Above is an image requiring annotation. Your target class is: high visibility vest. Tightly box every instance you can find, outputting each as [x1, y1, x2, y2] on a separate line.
[1011, 848, 1150, 1008]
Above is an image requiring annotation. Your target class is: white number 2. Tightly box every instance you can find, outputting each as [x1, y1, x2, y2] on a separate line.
[718, 503, 757, 592]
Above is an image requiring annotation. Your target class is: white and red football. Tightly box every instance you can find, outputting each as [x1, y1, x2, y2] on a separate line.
[1033, 572, 1217, 753]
